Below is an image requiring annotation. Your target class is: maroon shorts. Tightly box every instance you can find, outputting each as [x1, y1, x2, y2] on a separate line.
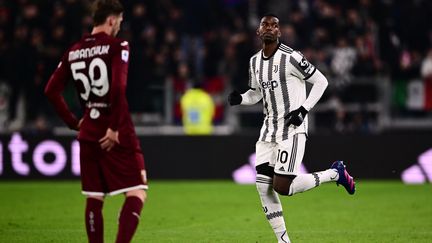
[79, 140, 148, 196]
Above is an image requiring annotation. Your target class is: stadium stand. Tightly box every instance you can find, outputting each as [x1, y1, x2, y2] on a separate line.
[0, 0, 431, 134]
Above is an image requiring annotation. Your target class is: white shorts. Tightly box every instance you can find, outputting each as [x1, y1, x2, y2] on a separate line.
[255, 133, 306, 176]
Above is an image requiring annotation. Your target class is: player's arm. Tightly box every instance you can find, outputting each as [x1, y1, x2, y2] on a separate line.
[99, 41, 128, 150]
[109, 41, 129, 131]
[44, 56, 80, 130]
[302, 68, 328, 110]
[240, 88, 262, 105]
[228, 57, 262, 106]
[286, 51, 328, 126]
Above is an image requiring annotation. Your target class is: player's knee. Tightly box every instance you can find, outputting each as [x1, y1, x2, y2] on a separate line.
[273, 184, 290, 196]
[125, 189, 147, 203]
[273, 175, 295, 196]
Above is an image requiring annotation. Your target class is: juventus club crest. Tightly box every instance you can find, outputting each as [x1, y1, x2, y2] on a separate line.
[273, 64, 278, 73]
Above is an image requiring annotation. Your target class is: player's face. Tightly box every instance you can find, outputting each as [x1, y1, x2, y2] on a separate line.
[111, 13, 123, 37]
[257, 16, 281, 44]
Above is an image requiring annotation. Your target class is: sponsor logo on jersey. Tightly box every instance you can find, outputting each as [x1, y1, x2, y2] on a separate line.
[89, 108, 100, 119]
[261, 80, 279, 91]
[85, 102, 109, 108]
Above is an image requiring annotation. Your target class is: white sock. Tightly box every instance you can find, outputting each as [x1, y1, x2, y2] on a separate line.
[256, 175, 290, 243]
[289, 169, 338, 196]
[317, 168, 339, 183]
[276, 230, 291, 243]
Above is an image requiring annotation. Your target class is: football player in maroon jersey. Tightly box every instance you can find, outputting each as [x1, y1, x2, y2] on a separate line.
[45, 1, 147, 242]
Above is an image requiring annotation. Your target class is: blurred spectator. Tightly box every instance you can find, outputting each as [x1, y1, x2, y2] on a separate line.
[421, 49, 432, 111]
[392, 49, 423, 114]
[5, 24, 38, 129]
[0, 0, 430, 132]
[180, 82, 215, 135]
[331, 37, 356, 87]
[280, 24, 300, 49]
[173, 62, 193, 123]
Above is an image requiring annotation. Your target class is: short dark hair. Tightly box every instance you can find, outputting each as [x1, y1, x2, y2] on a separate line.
[92, 0, 124, 26]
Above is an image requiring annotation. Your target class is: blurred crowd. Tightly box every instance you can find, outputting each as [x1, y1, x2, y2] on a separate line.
[0, 0, 431, 133]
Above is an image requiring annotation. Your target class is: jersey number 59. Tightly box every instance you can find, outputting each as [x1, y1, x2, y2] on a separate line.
[71, 58, 109, 101]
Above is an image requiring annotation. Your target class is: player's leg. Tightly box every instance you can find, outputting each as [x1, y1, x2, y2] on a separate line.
[80, 141, 106, 243]
[104, 147, 148, 243]
[85, 196, 105, 243]
[255, 141, 290, 243]
[116, 189, 147, 243]
[273, 133, 341, 196]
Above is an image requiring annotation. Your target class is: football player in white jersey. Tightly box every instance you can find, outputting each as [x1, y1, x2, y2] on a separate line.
[228, 14, 355, 243]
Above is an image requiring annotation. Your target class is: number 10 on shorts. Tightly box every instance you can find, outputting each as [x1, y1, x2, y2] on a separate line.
[277, 149, 288, 164]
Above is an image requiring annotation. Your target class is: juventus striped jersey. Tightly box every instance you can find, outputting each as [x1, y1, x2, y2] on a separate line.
[240, 43, 328, 142]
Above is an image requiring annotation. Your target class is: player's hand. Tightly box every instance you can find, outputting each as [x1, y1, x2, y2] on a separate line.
[228, 90, 242, 106]
[285, 106, 308, 127]
[77, 118, 83, 130]
[71, 118, 84, 131]
[99, 128, 119, 151]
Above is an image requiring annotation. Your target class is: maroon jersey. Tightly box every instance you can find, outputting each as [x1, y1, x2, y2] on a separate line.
[45, 32, 138, 148]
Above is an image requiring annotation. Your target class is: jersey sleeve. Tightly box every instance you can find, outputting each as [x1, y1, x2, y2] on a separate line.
[241, 88, 262, 105]
[44, 52, 80, 130]
[289, 51, 316, 80]
[109, 40, 129, 131]
[248, 56, 259, 89]
[302, 69, 328, 111]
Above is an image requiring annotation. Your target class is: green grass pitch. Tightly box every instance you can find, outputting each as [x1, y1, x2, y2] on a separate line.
[0, 180, 431, 242]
